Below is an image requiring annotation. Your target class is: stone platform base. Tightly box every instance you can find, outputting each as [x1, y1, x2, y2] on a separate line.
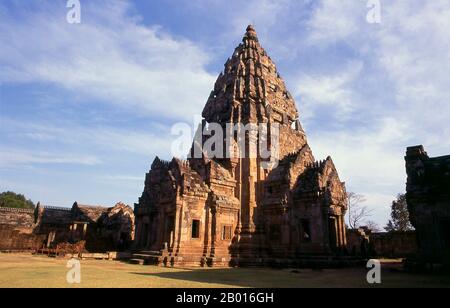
[130, 251, 365, 269]
[236, 256, 366, 269]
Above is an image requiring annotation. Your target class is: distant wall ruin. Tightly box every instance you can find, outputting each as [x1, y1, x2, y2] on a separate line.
[370, 231, 417, 258]
[0, 202, 135, 253]
[0, 207, 45, 251]
[347, 227, 417, 258]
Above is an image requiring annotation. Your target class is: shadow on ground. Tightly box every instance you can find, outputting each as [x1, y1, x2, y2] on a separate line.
[129, 262, 450, 288]
[129, 267, 369, 288]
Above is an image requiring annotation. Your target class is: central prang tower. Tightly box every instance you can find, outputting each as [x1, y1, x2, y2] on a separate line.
[134, 25, 348, 267]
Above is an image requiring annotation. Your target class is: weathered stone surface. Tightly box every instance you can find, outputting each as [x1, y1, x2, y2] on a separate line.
[370, 231, 417, 258]
[347, 227, 417, 258]
[0, 202, 135, 253]
[135, 26, 348, 267]
[0, 207, 45, 251]
[405, 145, 450, 266]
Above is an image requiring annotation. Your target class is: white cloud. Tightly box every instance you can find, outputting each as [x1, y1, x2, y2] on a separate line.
[0, 149, 101, 167]
[304, 1, 450, 149]
[306, 0, 365, 45]
[293, 0, 450, 225]
[0, 116, 174, 159]
[226, 0, 292, 39]
[309, 117, 409, 226]
[0, 1, 215, 120]
[295, 61, 363, 120]
[375, 1, 450, 132]
[1, 0, 450, 226]
[310, 117, 408, 189]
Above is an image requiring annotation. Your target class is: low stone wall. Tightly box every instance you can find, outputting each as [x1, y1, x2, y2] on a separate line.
[0, 224, 45, 251]
[0, 207, 35, 227]
[0, 208, 45, 251]
[0, 204, 135, 253]
[347, 229, 417, 258]
[370, 231, 417, 258]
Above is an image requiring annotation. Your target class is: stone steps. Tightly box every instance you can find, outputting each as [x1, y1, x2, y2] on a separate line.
[129, 259, 145, 265]
[139, 250, 162, 255]
[129, 250, 163, 265]
[133, 253, 161, 259]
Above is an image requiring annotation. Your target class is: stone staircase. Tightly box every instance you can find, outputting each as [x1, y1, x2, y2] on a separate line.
[129, 250, 163, 265]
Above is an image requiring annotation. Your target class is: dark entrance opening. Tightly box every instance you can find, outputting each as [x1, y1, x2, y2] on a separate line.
[164, 216, 175, 247]
[300, 219, 311, 243]
[328, 217, 337, 251]
[269, 224, 281, 244]
[118, 232, 128, 251]
[192, 220, 200, 239]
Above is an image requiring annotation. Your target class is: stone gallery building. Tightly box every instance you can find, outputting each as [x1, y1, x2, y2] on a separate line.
[35, 202, 135, 252]
[405, 145, 450, 267]
[0, 202, 135, 252]
[0, 207, 46, 251]
[134, 26, 348, 267]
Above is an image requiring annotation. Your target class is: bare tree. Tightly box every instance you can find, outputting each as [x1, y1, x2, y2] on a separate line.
[346, 192, 373, 229]
[365, 220, 382, 232]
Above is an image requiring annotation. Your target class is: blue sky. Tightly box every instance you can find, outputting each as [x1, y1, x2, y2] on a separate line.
[1, 0, 449, 227]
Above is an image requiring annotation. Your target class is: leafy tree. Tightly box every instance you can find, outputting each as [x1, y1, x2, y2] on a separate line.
[0, 191, 35, 209]
[384, 194, 413, 232]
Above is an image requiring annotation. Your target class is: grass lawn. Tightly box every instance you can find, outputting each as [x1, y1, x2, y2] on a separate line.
[0, 253, 449, 288]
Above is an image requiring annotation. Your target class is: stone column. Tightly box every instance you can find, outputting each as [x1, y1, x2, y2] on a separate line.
[338, 215, 344, 247]
[203, 205, 211, 257]
[156, 211, 165, 250]
[72, 224, 78, 241]
[334, 218, 338, 248]
[323, 209, 330, 251]
[174, 204, 183, 254]
[210, 207, 217, 257]
[82, 223, 88, 240]
[335, 215, 340, 247]
[69, 225, 73, 242]
[341, 215, 347, 246]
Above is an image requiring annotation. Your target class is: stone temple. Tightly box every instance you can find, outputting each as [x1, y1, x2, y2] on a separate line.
[405, 145, 450, 269]
[133, 25, 348, 267]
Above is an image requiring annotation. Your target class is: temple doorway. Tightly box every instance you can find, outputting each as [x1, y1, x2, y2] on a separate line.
[328, 217, 338, 251]
[164, 215, 175, 248]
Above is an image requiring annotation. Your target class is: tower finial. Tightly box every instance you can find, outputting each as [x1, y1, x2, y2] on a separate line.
[245, 24, 258, 41]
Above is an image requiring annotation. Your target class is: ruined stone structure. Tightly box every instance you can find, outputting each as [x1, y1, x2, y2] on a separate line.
[36, 202, 135, 252]
[346, 228, 370, 257]
[134, 26, 348, 267]
[0, 202, 135, 253]
[0, 207, 45, 251]
[405, 145, 450, 267]
[370, 231, 417, 258]
[347, 227, 417, 258]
